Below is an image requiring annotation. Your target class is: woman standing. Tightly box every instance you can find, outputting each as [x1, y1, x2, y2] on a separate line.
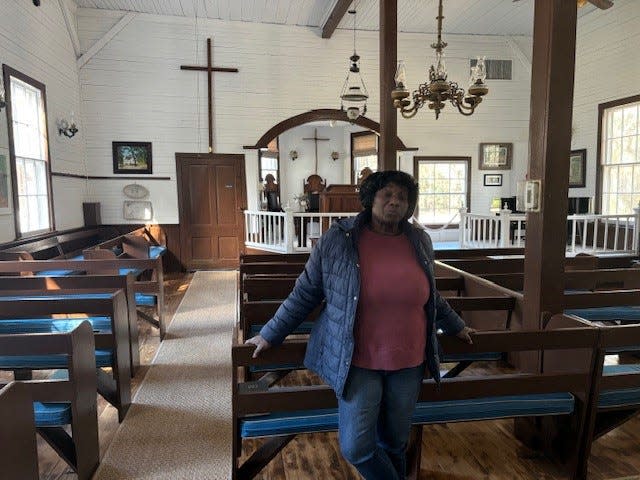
[246, 170, 474, 480]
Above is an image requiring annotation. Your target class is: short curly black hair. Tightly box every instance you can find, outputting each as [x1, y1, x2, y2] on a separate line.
[358, 170, 418, 219]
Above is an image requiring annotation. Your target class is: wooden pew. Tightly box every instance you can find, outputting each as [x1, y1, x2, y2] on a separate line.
[0, 382, 39, 479]
[441, 253, 637, 275]
[0, 256, 165, 339]
[480, 268, 640, 293]
[0, 274, 140, 374]
[83, 230, 167, 338]
[0, 226, 130, 261]
[582, 323, 640, 466]
[0, 322, 99, 480]
[0, 288, 131, 421]
[231, 321, 598, 480]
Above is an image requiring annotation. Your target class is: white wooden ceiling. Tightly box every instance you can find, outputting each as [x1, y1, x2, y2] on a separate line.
[72, 0, 604, 37]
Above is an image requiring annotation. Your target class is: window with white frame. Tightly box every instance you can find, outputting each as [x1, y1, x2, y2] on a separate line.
[4, 67, 52, 236]
[415, 158, 469, 224]
[351, 131, 378, 183]
[601, 99, 640, 215]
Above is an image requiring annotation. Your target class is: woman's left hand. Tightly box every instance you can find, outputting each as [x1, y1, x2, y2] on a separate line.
[456, 326, 476, 344]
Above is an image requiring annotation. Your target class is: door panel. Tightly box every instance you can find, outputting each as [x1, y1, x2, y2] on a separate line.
[176, 153, 246, 270]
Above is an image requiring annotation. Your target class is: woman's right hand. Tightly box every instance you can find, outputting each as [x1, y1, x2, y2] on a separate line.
[245, 335, 272, 358]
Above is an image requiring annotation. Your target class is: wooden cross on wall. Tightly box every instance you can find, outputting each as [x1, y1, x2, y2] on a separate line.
[303, 128, 330, 174]
[180, 38, 238, 153]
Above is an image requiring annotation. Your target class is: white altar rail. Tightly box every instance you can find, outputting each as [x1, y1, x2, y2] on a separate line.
[459, 207, 640, 254]
[244, 207, 640, 255]
[244, 209, 357, 253]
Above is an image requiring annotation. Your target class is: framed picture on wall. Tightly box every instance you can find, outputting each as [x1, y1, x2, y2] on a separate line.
[113, 142, 153, 174]
[479, 143, 512, 170]
[569, 149, 586, 188]
[483, 174, 503, 187]
[0, 154, 11, 214]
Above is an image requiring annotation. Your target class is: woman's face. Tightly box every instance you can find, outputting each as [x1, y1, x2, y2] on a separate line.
[371, 182, 409, 225]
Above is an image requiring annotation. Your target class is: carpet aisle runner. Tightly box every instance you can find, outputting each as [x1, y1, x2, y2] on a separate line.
[94, 270, 237, 480]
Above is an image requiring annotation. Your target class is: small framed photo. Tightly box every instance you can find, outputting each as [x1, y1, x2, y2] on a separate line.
[483, 174, 503, 187]
[479, 143, 512, 170]
[113, 142, 153, 174]
[569, 149, 586, 188]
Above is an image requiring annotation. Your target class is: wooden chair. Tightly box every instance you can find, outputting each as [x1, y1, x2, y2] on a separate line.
[303, 174, 326, 212]
[357, 166, 373, 185]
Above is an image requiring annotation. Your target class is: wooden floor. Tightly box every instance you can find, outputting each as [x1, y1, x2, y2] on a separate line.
[28, 272, 640, 480]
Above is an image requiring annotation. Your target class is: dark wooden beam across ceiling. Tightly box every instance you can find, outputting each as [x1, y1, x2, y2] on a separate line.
[321, 0, 352, 39]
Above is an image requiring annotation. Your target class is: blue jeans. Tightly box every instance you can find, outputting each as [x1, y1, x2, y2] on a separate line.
[338, 364, 424, 480]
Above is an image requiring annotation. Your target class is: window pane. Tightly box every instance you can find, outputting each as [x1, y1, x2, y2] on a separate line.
[19, 195, 29, 230]
[450, 180, 464, 193]
[612, 109, 623, 138]
[617, 194, 631, 214]
[434, 178, 448, 193]
[623, 106, 638, 137]
[610, 139, 622, 164]
[619, 165, 633, 193]
[451, 194, 466, 209]
[35, 160, 47, 194]
[622, 137, 637, 164]
[24, 160, 37, 195]
[27, 195, 38, 231]
[609, 165, 618, 192]
[451, 163, 465, 179]
[37, 196, 49, 230]
[607, 194, 617, 214]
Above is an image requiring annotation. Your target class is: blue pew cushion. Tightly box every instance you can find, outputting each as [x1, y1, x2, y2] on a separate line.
[240, 392, 574, 438]
[565, 306, 640, 322]
[0, 349, 113, 369]
[135, 293, 157, 306]
[149, 246, 166, 258]
[33, 401, 72, 427]
[0, 293, 113, 302]
[599, 364, 640, 408]
[0, 316, 112, 334]
[35, 269, 78, 276]
[120, 267, 144, 276]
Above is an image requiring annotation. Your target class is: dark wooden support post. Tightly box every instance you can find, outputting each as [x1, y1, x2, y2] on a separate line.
[522, 0, 578, 370]
[379, 0, 398, 171]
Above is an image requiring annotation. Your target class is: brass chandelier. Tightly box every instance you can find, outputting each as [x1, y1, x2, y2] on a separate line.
[391, 0, 488, 119]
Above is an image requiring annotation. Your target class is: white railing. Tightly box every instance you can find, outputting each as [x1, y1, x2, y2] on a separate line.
[244, 209, 358, 253]
[458, 205, 640, 254]
[567, 213, 639, 254]
[245, 206, 640, 255]
[459, 208, 526, 248]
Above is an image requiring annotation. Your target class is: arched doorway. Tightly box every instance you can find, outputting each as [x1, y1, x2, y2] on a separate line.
[244, 108, 412, 151]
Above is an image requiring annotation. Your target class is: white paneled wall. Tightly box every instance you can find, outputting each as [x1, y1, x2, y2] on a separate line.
[572, 0, 640, 202]
[0, 0, 86, 242]
[0, 2, 631, 233]
[76, 8, 533, 224]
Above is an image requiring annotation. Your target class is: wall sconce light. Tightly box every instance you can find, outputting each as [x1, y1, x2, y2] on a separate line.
[289, 150, 298, 161]
[57, 112, 78, 138]
[331, 151, 340, 161]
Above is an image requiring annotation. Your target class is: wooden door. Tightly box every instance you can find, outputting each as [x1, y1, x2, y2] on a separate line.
[176, 153, 246, 270]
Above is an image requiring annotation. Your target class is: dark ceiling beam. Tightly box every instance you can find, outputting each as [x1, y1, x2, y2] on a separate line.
[321, 0, 352, 39]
